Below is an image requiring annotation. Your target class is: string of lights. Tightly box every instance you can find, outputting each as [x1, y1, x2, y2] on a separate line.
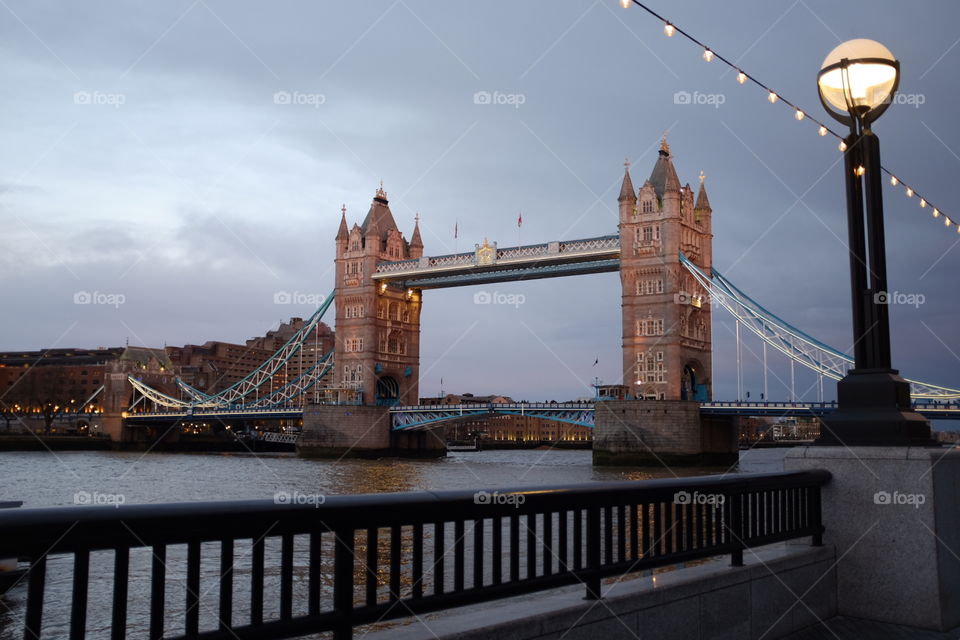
[621, 0, 959, 235]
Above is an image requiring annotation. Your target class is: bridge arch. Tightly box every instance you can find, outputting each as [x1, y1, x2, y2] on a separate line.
[376, 375, 401, 406]
[681, 358, 708, 402]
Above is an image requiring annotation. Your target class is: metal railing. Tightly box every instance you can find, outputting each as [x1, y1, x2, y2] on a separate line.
[0, 470, 829, 640]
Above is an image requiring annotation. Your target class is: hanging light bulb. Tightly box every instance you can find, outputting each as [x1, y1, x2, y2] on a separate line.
[664, 22, 675, 37]
[795, 109, 805, 121]
[838, 140, 847, 152]
[933, 208, 940, 218]
[818, 125, 828, 136]
[854, 165, 865, 177]
[906, 187, 914, 197]
[737, 71, 747, 84]
[945, 217, 952, 227]
[920, 198, 927, 208]
[890, 175, 898, 186]
[956, 224, 960, 234]
[703, 48, 713, 62]
[620, 0, 629, 7]
[768, 91, 778, 104]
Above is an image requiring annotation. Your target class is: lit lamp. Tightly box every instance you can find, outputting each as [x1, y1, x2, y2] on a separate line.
[815, 39, 932, 446]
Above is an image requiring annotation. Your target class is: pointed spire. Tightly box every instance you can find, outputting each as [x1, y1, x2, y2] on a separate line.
[362, 182, 398, 239]
[336, 203, 349, 241]
[695, 171, 712, 211]
[618, 157, 637, 203]
[648, 136, 681, 197]
[410, 213, 423, 248]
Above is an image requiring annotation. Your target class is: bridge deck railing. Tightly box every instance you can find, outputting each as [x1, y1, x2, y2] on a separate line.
[0, 470, 829, 640]
[391, 402, 595, 412]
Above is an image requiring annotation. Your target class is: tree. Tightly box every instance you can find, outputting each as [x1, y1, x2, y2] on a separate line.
[4, 367, 86, 433]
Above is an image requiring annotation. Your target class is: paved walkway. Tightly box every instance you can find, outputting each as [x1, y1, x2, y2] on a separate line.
[783, 617, 960, 639]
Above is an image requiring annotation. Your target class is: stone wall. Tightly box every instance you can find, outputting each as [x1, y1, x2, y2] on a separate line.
[367, 544, 836, 640]
[298, 404, 444, 458]
[593, 400, 737, 466]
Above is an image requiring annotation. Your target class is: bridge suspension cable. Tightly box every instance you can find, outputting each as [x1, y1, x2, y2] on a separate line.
[680, 253, 960, 400]
[128, 292, 336, 410]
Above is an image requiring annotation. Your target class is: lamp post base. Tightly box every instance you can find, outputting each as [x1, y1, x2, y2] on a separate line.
[815, 368, 936, 446]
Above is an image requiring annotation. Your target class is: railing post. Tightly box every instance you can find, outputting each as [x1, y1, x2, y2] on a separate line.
[334, 528, 355, 640]
[584, 506, 602, 600]
[810, 486, 824, 547]
[727, 492, 744, 567]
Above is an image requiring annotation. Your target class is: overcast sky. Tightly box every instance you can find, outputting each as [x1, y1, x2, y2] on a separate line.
[1, 1, 959, 403]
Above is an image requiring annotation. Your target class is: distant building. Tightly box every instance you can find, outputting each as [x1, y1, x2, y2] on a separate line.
[419, 392, 592, 444]
[0, 346, 172, 415]
[418, 393, 513, 406]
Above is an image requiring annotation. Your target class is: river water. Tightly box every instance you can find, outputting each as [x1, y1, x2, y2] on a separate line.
[0, 448, 789, 638]
[2, 448, 788, 508]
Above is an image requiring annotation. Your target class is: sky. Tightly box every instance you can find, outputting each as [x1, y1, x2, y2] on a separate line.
[1, 0, 959, 404]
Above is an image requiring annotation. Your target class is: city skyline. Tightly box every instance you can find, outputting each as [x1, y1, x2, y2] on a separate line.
[2, 1, 959, 403]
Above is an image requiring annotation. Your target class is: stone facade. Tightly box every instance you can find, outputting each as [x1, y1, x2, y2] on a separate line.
[618, 138, 713, 402]
[334, 188, 423, 406]
[298, 404, 444, 458]
[786, 446, 960, 630]
[593, 400, 737, 466]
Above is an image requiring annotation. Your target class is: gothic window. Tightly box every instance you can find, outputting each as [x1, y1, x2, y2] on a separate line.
[351, 240, 360, 251]
[642, 200, 653, 213]
[377, 303, 385, 319]
[387, 330, 403, 354]
[389, 303, 400, 322]
[643, 226, 653, 242]
[402, 309, 410, 323]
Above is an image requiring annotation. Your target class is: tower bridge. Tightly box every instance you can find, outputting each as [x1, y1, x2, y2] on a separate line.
[115, 137, 960, 462]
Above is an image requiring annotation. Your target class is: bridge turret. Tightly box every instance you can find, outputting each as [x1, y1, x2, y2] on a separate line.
[695, 172, 713, 269]
[333, 184, 422, 407]
[336, 204, 349, 244]
[619, 136, 713, 402]
[409, 214, 424, 259]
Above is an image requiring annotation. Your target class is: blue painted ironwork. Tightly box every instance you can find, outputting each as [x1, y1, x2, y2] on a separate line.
[373, 235, 620, 290]
[679, 253, 960, 400]
[390, 403, 595, 430]
[125, 399, 960, 425]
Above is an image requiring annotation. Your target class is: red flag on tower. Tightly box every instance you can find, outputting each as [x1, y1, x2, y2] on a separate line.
[517, 213, 523, 228]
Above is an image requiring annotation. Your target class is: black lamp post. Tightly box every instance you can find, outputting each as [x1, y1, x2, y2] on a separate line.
[815, 39, 934, 446]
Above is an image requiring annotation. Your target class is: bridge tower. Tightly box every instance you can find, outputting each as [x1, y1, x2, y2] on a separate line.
[333, 185, 423, 406]
[618, 138, 713, 401]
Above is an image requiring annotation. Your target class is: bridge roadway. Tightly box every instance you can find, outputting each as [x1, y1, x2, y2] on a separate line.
[123, 400, 960, 428]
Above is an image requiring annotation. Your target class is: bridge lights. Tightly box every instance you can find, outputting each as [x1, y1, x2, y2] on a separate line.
[815, 39, 933, 446]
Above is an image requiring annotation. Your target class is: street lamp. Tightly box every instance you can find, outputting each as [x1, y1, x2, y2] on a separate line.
[815, 39, 933, 446]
